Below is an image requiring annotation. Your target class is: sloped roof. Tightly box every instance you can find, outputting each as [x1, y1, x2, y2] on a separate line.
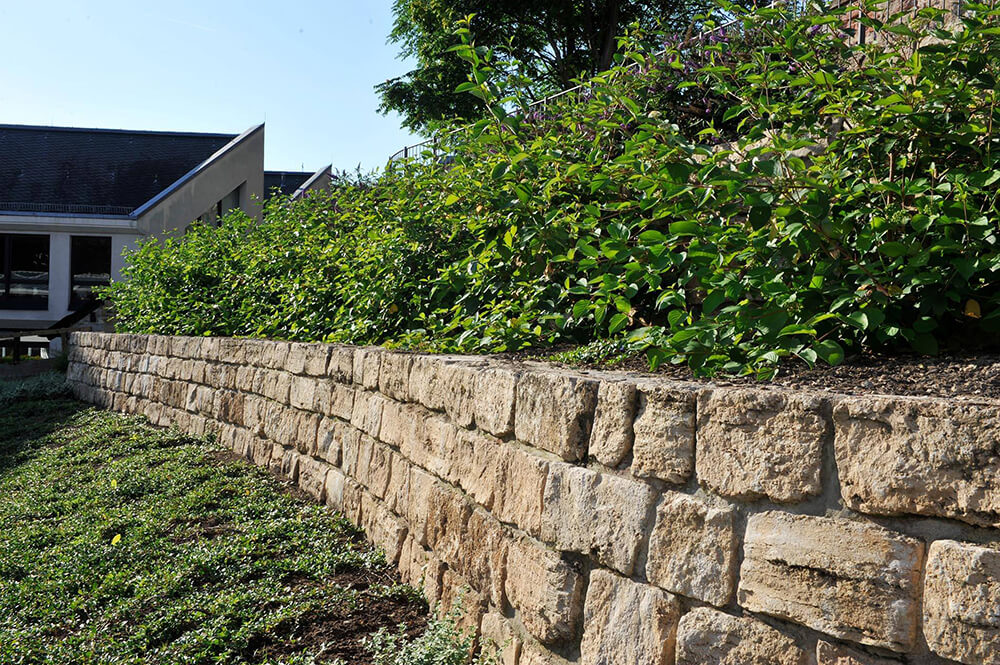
[0, 124, 237, 215]
[264, 171, 314, 198]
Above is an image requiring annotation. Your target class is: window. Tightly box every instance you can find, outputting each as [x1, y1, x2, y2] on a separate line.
[70, 236, 112, 308]
[0, 234, 49, 309]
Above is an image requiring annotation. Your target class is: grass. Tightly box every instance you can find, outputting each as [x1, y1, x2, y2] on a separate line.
[0, 386, 428, 665]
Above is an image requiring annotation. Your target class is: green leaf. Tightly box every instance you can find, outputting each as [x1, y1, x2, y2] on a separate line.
[608, 313, 629, 334]
[815, 339, 845, 366]
[572, 300, 590, 319]
[911, 333, 939, 355]
[669, 221, 700, 236]
[444, 194, 461, 206]
[879, 242, 908, 258]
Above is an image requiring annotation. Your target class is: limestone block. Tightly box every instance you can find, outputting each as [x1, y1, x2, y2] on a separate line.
[350, 390, 386, 439]
[631, 381, 697, 483]
[360, 491, 407, 565]
[258, 369, 292, 405]
[289, 375, 318, 411]
[455, 507, 509, 606]
[474, 366, 519, 437]
[408, 356, 446, 410]
[515, 370, 599, 462]
[447, 429, 503, 511]
[675, 607, 810, 665]
[493, 445, 549, 538]
[325, 468, 346, 512]
[834, 396, 1000, 526]
[588, 380, 636, 468]
[440, 363, 480, 429]
[280, 448, 300, 481]
[504, 536, 583, 645]
[540, 463, 654, 576]
[217, 337, 248, 365]
[328, 383, 355, 420]
[366, 442, 393, 500]
[380, 400, 424, 449]
[327, 346, 355, 383]
[645, 492, 737, 607]
[313, 417, 339, 465]
[480, 612, 522, 665]
[260, 341, 290, 370]
[406, 467, 438, 547]
[437, 568, 487, 634]
[284, 342, 311, 375]
[170, 336, 202, 359]
[697, 388, 828, 503]
[303, 344, 331, 376]
[294, 411, 321, 456]
[399, 412, 456, 480]
[343, 434, 374, 488]
[378, 352, 414, 402]
[579, 569, 680, 665]
[923, 540, 1000, 665]
[738, 512, 924, 652]
[352, 347, 383, 389]
[298, 455, 330, 501]
[816, 641, 898, 665]
[384, 452, 411, 515]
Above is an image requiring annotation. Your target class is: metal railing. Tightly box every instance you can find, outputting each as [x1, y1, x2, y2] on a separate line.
[0, 201, 135, 216]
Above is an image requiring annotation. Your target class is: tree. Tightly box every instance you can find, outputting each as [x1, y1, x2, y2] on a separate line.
[377, 0, 716, 133]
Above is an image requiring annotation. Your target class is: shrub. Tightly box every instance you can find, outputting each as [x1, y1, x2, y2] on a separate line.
[106, 1, 1000, 377]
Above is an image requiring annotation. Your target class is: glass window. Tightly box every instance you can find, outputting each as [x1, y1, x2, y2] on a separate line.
[1, 234, 49, 309]
[70, 236, 112, 308]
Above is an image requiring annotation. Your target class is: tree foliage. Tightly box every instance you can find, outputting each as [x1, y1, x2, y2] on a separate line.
[108, 1, 1000, 377]
[377, 0, 716, 132]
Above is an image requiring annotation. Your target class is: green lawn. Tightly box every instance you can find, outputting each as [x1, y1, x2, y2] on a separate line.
[0, 390, 427, 664]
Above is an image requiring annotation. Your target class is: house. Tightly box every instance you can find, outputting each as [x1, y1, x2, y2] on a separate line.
[264, 168, 333, 200]
[0, 123, 331, 339]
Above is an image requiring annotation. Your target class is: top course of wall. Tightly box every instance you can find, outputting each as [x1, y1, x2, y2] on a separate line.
[66, 332, 1000, 665]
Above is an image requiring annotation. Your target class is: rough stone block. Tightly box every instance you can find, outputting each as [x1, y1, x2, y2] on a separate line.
[315, 417, 342, 466]
[504, 536, 583, 646]
[697, 388, 828, 503]
[540, 463, 654, 576]
[923, 539, 1000, 665]
[359, 491, 407, 565]
[515, 370, 599, 462]
[297, 456, 329, 502]
[458, 507, 509, 606]
[384, 452, 411, 515]
[350, 390, 386, 439]
[738, 512, 924, 652]
[816, 641, 898, 665]
[474, 366, 519, 437]
[645, 492, 737, 607]
[327, 346, 355, 383]
[325, 468, 346, 512]
[631, 381, 696, 483]
[675, 607, 810, 665]
[588, 380, 636, 468]
[328, 383, 355, 420]
[439, 363, 480, 429]
[378, 352, 413, 402]
[580, 569, 680, 665]
[289, 375, 318, 411]
[352, 347, 383, 389]
[446, 429, 503, 511]
[834, 396, 1000, 527]
[294, 410, 321, 456]
[366, 442, 393, 500]
[480, 612, 522, 665]
[493, 445, 549, 537]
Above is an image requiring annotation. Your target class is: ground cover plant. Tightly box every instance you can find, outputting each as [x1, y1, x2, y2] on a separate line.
[107, 0, 1000, 377]
[0, 390, 443, 664]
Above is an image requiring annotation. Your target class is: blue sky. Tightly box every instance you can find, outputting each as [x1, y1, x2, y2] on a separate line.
[0, 1, 419, 172]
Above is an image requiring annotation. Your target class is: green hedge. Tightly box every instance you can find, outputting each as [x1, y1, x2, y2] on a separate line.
[106, 1, 1000, 377]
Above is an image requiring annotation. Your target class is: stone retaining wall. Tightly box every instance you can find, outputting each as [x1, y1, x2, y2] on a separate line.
[66, 332, 1000, 665]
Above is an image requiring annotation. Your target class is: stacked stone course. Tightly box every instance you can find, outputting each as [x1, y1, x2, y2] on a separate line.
[67, 332, 1000, 665]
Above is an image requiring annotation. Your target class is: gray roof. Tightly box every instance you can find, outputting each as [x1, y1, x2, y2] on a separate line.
[264, 171, 314, 198]
[0, 124, 237, 215]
